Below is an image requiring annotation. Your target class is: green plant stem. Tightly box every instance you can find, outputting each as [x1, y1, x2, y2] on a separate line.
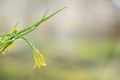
[15, 7, 67, 39]
[21, 37, 38, 52]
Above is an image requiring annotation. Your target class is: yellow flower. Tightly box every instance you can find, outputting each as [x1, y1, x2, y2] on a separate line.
[2, 42, 15, 55]
[33, 51, 46, 69]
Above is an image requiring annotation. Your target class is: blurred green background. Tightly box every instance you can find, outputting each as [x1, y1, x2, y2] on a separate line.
[0, 0, 120, 80]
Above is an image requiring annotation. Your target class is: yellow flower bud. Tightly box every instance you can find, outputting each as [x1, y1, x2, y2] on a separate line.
[2, 42, 15, 55]
[33, 51, 46, 69]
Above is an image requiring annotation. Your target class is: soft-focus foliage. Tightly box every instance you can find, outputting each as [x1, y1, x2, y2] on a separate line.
[0, 0, 120, 80]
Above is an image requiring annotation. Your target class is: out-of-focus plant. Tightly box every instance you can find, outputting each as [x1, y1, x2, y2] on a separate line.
[0, 7, 67, 69]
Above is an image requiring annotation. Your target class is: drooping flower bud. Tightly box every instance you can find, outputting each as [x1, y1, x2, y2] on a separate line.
[33, 50, 46, 69]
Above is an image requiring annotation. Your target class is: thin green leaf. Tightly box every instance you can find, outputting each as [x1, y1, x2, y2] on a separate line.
[41, 9, 49, 20]
[15, 7, 67, 39]
[42, 7, 67, 22]
[10, 22, 19, 33]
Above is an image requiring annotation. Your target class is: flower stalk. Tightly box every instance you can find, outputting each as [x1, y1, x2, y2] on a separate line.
[22, 37, 46, 69]
[0, 7, 67, 69]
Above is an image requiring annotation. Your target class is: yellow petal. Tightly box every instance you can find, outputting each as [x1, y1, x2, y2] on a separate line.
[33, 51, 46, 69]
[1, 42, 15, 55]
[2, 51, 6, 55]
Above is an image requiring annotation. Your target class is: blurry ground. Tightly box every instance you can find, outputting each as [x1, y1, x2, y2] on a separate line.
[0, 0, 120, 80]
